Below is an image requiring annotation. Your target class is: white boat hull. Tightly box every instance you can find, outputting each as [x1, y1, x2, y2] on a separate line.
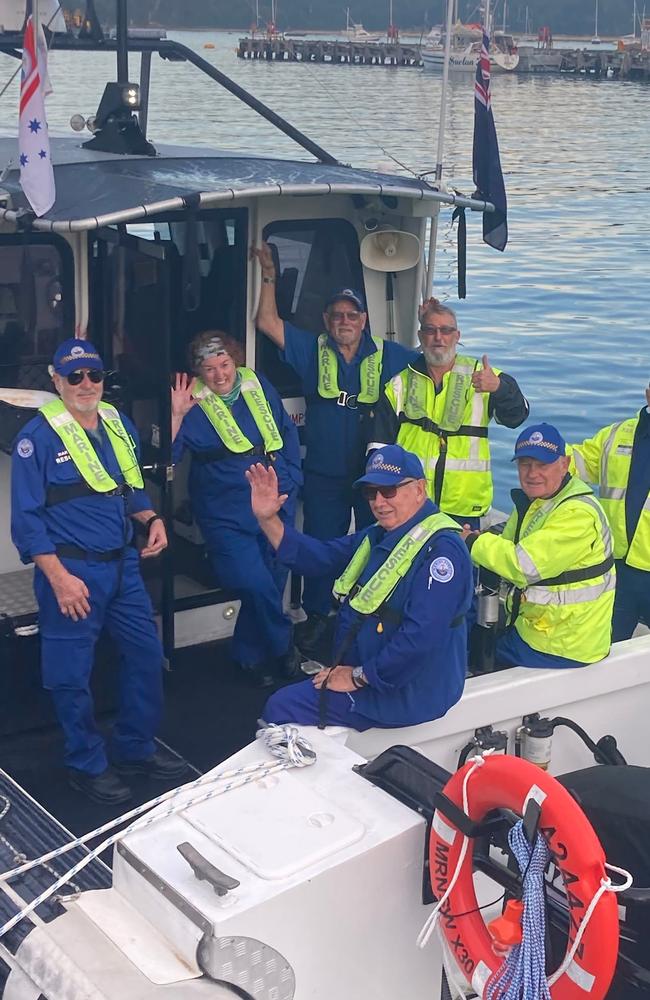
[421, 47, 520, 72]
[4, 635, 649, 998]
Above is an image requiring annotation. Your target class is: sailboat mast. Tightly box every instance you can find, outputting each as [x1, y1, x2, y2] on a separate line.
[425, 0, 455, 297]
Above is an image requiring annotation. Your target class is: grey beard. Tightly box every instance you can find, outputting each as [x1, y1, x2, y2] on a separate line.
[73, 399, 100, 414]
[422, 345, 456, 367]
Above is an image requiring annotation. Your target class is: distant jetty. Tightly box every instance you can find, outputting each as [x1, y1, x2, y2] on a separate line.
[238, 36, 422, 66]
[236, 35, 650, 79]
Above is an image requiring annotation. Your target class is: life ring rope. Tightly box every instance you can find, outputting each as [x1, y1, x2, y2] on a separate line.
[547, 862, 632, 988]
[417, 748, 495, 950]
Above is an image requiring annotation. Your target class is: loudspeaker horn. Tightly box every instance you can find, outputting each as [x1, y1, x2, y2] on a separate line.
[360, 229, 421, 273]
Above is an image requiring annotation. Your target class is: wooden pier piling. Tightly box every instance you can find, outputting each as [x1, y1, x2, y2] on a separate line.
[237, 36, 422, 67]
[236, 36, 650, 80]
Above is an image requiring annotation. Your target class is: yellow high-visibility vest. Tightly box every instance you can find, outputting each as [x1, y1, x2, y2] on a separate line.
[194, 367, 283, 454]
[570, 415, 650, 570]
[384, 354, 497, 516]
[40, 399, 143, 492]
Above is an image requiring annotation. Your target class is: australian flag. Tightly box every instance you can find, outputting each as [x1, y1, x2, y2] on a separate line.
[472, 31, 507, 251]
[19, 3, 55, 217]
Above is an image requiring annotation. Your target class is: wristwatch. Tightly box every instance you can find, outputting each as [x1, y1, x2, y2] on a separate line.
[351, 666, 368, 689]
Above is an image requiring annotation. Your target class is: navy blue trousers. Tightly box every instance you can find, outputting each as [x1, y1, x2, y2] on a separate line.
[263, 678, 376, 730]
[301, 471, 374, 616]
[496, 627, 587, 669]
[35, 549, 163, 775]
[613, 561, 650, 642]
[204, 524, 293, 668]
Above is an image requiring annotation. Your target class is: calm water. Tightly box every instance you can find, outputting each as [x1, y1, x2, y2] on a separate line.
[1, 30, 648, 505]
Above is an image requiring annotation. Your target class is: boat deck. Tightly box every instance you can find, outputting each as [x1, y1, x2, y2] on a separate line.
[0, 641, 268, 841]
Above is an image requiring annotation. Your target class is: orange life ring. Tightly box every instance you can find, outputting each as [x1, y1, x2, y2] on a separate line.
[428, 754, 619, 998]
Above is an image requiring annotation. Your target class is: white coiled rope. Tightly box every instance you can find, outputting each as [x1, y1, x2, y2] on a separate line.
[0, 724, 315, 940]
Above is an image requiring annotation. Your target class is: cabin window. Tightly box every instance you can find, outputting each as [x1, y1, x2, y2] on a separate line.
[93, 209, 248, 376]
[259, 218, 364, 395]
[0, 237, 73, 390]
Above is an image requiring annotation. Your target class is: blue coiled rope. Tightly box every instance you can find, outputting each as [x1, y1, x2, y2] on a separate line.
[485, 820, 552, 1000]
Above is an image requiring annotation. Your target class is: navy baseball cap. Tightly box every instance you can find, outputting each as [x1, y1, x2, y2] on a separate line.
[324, 287, 366, 312]
[513, 423, 566, 464]
[52, 339, 104, 376]
[354, 446, 425, 487]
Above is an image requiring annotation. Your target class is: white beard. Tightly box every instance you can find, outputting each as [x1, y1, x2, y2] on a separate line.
[422, 345, 456, 367]
[73, 399, 100, 414]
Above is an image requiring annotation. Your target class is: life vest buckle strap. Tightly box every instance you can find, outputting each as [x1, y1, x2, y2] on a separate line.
[106, 483, 133, 498]
[337, 390, 358, 409]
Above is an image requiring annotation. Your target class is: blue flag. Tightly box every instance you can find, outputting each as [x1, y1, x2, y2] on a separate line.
[473, 32, 508, 251]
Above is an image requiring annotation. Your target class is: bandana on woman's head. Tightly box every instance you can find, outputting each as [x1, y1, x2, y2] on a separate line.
[192, 337, 228, 371]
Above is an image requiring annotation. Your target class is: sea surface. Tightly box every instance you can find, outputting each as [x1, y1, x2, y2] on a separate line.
[1, 29, 648, 505]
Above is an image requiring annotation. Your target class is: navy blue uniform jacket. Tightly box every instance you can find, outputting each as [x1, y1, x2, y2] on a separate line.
[173, 373, 302, 535]
[281, 324, 417, 478]
[12, 411, 152, 562]
[277, 499, 473, 726]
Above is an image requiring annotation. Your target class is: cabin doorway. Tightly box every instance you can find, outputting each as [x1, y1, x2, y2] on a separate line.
[88, 211, 249, 665]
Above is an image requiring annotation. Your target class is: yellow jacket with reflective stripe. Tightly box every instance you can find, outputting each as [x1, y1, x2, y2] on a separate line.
[569, 415, 650, 571]
[384, 354, 498, 516]
[470, 476, 615, 663]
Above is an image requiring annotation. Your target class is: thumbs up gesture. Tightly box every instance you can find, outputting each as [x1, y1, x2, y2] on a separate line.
[471, 355, 501, 394]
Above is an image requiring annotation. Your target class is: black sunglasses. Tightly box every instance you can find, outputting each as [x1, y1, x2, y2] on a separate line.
[361, 479, 416, 501]
[65, 369, 105, 386]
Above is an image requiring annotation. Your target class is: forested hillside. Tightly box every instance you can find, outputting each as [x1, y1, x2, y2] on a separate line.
[91, 0, 638, 37]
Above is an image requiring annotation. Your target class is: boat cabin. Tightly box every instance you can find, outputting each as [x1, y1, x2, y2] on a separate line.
[0, 26, 490, 731]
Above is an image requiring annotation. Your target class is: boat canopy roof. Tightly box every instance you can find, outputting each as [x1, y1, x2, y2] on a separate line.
[0, 137, 491, 233]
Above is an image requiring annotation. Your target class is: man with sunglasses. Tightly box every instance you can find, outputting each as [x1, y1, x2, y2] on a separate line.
[252, 243, 417, 659]
[246, 445, 473, 730]
[462, 423, 615, 669]
[11, 338, 187, 804]
[370, 297, 528, 531]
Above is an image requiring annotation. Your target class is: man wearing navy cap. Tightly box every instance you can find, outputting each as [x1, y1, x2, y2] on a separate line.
[246, 445, 473, 730]
[11, 338, 187, 804]
[252, 244, 417, 656]
[370, 297, 529, 527]
[463, 423, 615, 669]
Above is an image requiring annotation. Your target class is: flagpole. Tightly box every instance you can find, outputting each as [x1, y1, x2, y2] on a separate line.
[424, 0, 455, 298]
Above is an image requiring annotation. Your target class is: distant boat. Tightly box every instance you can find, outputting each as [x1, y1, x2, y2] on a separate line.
[344, 8, 382, 43]
[591, 0, 601, 43]
[0, 0, 66, 31]
[421, 24, 519, 73]
[285, 29, 308, 37]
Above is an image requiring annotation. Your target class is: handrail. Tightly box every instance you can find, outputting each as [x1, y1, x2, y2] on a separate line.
[157, 40, 339, 166]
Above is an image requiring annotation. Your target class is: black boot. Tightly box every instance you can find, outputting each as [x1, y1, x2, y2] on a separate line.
[275, 645, 306, 683]
[238, 662, 276, 689]
[294, 613, 335, 661]
[113, 748, 189, 782]
[67, 766, 132, 805]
